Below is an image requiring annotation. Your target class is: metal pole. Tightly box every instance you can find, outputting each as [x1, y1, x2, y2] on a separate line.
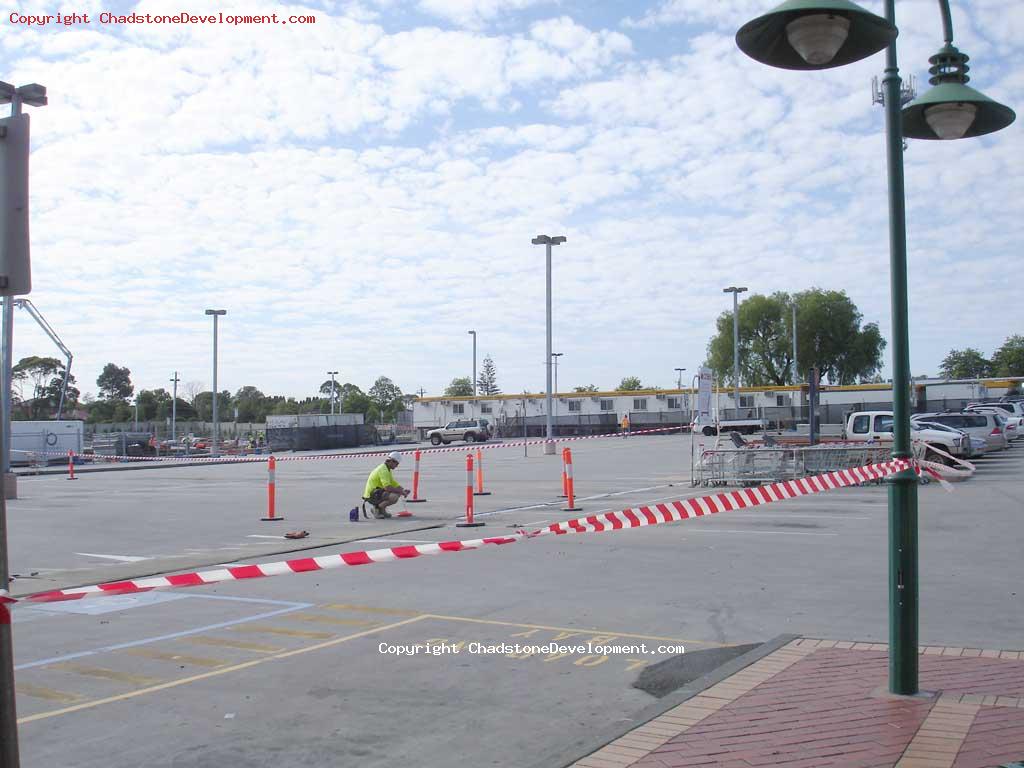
[0, 91, 23, 768]
[792, 303, 798, 383]
[471, 332, 477, 397]
[732, 290, 740, 411]
[545, 244, 554, 454]
[211, 315, 219, 457]
[170, 372, 178, 442]
[882, 0, 918, 696]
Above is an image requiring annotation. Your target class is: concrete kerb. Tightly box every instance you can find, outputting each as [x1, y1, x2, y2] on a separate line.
[7, 521, 445, 599]
[536, 633, 800, 768]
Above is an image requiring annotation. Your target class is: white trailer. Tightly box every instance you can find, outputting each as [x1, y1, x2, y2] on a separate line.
[11, 420, 84, 465]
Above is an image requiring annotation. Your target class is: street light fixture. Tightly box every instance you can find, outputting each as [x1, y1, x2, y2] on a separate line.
[736, 0, 1014, 696]
[723, 287, 747, 413]
[327, 371, 339, 415]
[0, 81, 47, 768]
[532, 235, 567, 455]
[204, 310, 227, 457]
[468, 331, 477, 397]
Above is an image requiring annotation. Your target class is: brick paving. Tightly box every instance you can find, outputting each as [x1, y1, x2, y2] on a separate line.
[569, 639, 1024, 768]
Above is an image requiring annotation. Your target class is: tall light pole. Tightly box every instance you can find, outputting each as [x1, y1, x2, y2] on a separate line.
[467, 330, 477, 396]
[205, 310, 226, 457]
[675, 367, 687, 427]
[327, 371, 339, 415]
[723, 286, 747, 413]
[0, 80, 46, 768]
[170, 372, 180, 442]
[552, 352, 563, 422]
[737, 0, 1014, 696]
[532, 235, 566, 455]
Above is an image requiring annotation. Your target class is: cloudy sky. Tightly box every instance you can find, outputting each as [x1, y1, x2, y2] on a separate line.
[3, 0, 1021, 401]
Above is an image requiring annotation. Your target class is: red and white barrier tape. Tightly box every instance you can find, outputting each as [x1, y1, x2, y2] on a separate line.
[4, 457, 915, 606]
[18, 425, 690, 466]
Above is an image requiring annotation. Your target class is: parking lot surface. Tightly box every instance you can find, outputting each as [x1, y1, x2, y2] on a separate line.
[7, 435, 1022, 767]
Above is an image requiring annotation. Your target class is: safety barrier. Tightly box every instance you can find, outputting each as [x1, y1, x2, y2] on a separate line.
[562, 447, 582, 512]
[473, 448, 490, 496]
[4, 457, 917, 605]
[409, 450, 427, 503]
[457, 453, 484, 528]
[262, 456, 282, 521]
[15, 424, 690, 466]
[67, 451, 77, 481]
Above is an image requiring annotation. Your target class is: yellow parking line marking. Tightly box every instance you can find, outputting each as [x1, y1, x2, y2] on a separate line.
[18, 616, 428, 725]
[290, 613, 381, 627]
[123, 648, 227, 668]
[229, 625, 334, 640]
[16, 684, 84, 704]
[422, 614, 724, 647]
[180, 636, 283, 653]
[321, 603, 422, 616]
[51, 663, 163, 687]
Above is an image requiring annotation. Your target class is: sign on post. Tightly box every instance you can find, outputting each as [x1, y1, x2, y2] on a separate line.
[696, 367, 713, 427]
[0, 113, 31, 296]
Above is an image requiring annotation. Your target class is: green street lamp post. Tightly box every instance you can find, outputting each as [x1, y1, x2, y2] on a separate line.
[736, 0, 1014, 695]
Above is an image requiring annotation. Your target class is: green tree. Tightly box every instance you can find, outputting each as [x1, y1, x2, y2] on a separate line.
[234, 386, 268, 422]
[618, 376, 643, 391]
[97, 363, 134, 401]
[706, 289, 885, 386]
[194, 390, 233, 422]
[368, 376, 403, 421]
[445, 377, 473, 396]
[12, 356, 66, 418]
[991, 335, 1024, 377]
[135, 388, 171, 421]
[938, 348, 992, 379]
[477, 355, 500, 395]
[574, 384, 599, 393]
[41, 371, 80, 417]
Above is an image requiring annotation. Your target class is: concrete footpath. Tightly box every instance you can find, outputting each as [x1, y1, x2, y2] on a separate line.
[563, 638, 1024, 768]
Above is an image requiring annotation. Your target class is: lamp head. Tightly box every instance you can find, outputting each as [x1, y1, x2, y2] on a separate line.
[205, 309, 227, 316]
[736, 0, 896, 70]
[902, 44, 1015, 140]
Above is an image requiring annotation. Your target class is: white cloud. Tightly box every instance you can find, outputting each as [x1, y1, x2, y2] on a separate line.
[4, 2, 1021, 399]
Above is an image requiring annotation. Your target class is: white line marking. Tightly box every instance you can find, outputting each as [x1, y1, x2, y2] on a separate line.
[686, 529, 839, 536]
[726, 514, 870, 520]
[522, 520, 550, 526]
[246, 535, 285, 539]
[359, 538, 437, 544]
[74, 553, 149, 563]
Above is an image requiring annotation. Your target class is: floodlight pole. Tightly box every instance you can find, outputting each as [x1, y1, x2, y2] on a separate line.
[205, 310, 226, 457]
[532, 235, 566, 455]
[170, 372, 180, 442]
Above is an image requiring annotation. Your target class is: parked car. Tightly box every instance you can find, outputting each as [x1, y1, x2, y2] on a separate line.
[843, 411, 968, 463]
[965, 403, 1023, 441]
[911, 419, 986, 458]
[427, 418, 492, 445]
[916, 411, 1009, 453]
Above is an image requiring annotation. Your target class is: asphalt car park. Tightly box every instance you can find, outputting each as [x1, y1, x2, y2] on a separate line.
[7, 434, 1023, 767]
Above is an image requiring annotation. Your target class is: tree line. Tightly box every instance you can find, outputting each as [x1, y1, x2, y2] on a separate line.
[10, 359, 414, 425]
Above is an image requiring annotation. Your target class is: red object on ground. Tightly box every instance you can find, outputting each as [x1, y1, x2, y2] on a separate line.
[67, 450, 77, 481]
[560, 448, 568, 498]
[473, 448, 491, 496]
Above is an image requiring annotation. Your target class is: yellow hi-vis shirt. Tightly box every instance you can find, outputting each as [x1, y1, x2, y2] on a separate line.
[364, 462, 398, 499]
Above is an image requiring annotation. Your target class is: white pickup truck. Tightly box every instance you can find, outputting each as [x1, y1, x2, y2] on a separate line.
[843, 411, 967, 463]
[693, 414, 766, 437]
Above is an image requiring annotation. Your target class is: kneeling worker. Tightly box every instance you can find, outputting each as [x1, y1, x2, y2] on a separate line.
[364, 451, 409, 519]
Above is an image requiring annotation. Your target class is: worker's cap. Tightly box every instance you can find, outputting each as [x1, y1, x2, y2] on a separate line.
[387, 451, 402, 464]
